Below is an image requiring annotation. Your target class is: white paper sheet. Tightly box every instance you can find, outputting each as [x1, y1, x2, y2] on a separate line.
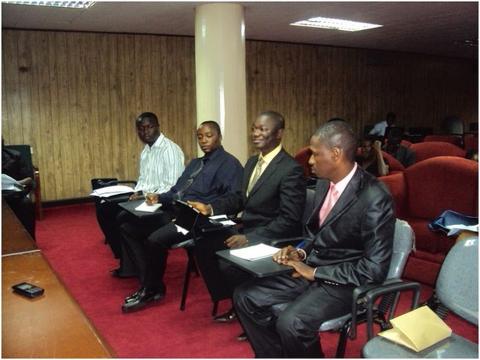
[230, 243, 280, 261]
[2, 174, 23, 191]
[90, 185, 134, 198]
[447, 223, 479, 236]
[134, 201, 162, 213]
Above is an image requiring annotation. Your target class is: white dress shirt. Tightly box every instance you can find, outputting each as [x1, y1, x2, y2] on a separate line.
[135, 133, 185, 194]
[369, 120, 388, 136]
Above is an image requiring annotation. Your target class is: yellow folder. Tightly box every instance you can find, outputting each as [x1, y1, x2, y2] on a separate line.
[378, 305, 452, 352]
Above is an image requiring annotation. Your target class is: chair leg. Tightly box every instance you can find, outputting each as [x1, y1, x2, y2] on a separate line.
[180, 253, 194, 311]
[211, 301, 219, 317]
[335, 322, 350, 358]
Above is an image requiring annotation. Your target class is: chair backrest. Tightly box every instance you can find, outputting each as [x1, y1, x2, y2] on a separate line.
[4, 144, 34, 178]
[386, 219, 414, 280]
[294, 147, 313, 178]
[91, 178, 118, 190]
[424, 134, 463, 147]
[436, 236, 478, 325]
[410, 141, 466, 162]
[302, 188, 316, 224]
[381, 150, 405, 173]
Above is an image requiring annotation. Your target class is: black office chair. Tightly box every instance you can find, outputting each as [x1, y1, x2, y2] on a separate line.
[91, 178, 137, 191]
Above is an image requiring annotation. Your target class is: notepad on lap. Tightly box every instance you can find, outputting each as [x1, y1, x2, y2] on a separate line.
[379, 305, 452, 352]
[230, 243, 279, 261]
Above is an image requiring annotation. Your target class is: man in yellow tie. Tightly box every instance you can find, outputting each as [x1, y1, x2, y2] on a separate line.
[189, 111, 306, 331]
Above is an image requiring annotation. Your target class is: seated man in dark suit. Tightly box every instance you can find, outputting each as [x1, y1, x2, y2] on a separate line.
[119, 121, 244, 312]
[189, 111, 306, 328]
[2, 141, 35, 238]
[233, 120, 395, 357]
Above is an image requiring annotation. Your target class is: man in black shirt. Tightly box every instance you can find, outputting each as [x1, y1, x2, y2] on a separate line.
[120, 121, 243, 312]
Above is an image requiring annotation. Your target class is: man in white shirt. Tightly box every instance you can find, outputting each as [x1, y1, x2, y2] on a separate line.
[95, 112, 184, 276]
[369, 112, 396, 137]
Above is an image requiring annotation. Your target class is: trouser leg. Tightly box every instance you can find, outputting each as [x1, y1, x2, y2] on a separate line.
[234, 275, 354, 358]
[6, 195, 35, 240]
[144, 222, 186, 293]
[233, 275, 309, 358]
[95, 198, 122, 258]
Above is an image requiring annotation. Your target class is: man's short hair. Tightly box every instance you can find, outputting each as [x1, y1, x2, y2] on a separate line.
[313, 120, 357, 162]
[259, 111, 285, 131]
[200, 121, 222, 137]
[136, 112, 159, 126]
[386, 112, 396, 121]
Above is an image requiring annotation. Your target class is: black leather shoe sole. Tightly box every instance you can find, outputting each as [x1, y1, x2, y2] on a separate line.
[214, 311, 237, 323]
[237, 332, 247, 341]
[121, 293, 164, 313]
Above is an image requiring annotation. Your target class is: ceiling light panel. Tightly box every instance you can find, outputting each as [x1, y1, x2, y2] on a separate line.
[3, 1, 95, 9]
[291, 17, 382, 32]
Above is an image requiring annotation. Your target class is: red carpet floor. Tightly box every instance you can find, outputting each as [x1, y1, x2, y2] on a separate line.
[36, 203, 478, 358]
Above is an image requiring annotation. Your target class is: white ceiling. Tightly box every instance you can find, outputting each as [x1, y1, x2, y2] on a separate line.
[2, 1, 478, 59]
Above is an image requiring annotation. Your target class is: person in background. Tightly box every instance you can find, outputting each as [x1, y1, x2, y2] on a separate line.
[369, 112, 396, 137]
[2, 140, 36, 238]
[120, 121, 244, 312]
[189, 111, 306, 340]
[95, 112, 184, 277]
[356, 136, 389, 177]
[384, 126, 416, 167]
[233, 120, 395, 357]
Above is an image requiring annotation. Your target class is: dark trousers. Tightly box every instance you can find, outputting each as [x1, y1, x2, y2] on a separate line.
[118, 212, 176, 289]
[5, 193, 35, 239]
[94, 195, 130, 258]
[233, 275, 354, 358]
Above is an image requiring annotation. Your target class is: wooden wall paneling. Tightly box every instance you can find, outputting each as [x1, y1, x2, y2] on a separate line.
[2, 31, 20, 146]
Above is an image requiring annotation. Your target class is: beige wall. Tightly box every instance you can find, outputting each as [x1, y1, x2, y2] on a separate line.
[2, 30, 477, 201]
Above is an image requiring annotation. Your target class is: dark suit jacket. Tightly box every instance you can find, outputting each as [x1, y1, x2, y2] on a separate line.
[212, 149, 306, 243]
[303, 166, 395, 287]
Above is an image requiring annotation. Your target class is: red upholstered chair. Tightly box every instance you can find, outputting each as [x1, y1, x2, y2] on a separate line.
[400, 139, 412, 148]
[410, 141, 466, 162]
[380, 156, 478, 286]
[294, 146, 313, 178]
[381, 150, 405, 174]
[424, 134, 463, 147]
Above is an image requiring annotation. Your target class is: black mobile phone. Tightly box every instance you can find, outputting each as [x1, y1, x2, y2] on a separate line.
[12, 282, 45, 298]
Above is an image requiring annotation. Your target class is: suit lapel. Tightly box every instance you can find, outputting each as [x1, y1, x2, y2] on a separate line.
[243, 156, 258, 202]
[246, 150, 284, 199]
[306, 179, 329, 226]
[320, 168, 363, 228]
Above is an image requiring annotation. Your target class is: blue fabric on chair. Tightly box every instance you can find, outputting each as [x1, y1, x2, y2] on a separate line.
[428, 210, 478, 234]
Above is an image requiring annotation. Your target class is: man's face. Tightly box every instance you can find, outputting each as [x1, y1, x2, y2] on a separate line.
[197, 125, 221, 154]
[308, 135, 337, 180]
[360, 140, 373, 159]
[137, 119, 160, 145]
[251, 115, 281, 153]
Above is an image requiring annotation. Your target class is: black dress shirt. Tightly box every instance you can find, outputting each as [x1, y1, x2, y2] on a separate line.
[160, 146, 243, 206]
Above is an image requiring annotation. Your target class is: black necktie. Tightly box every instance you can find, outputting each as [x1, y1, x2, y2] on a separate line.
[175, 158, 206, 201]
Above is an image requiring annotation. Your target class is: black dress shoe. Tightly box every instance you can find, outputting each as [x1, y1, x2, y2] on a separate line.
[237, 332, 247, 341]
[111, 268, 137, 279]
[214, 308, 237, 323]
[122, 288, 164, 313]
[124, 288, 143, 303]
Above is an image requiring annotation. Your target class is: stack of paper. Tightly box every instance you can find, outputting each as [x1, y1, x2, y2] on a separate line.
[90, 185, 134, 198]
[230, 243, 279, 261]
[2, 174, 23, 192]
[447, 224, 478, 236]
[379, 305, 452, 352]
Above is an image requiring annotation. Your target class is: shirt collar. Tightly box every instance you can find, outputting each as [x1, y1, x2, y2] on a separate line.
[203, 146, 224, 162]
[148, 133, 165, 149]
[332, 163, 357, 196]
[258, 143, 282, 166]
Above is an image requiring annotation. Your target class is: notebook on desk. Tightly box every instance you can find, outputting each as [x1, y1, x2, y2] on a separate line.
[172, 200, 234, 233]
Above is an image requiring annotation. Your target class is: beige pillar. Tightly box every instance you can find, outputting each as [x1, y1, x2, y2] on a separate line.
[195, 3, 248, 164]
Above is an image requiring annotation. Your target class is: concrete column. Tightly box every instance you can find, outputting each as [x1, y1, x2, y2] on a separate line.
[195, 3, 248, 164]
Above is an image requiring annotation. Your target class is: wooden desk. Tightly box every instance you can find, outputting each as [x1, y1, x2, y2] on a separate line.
[2, 201, 113, 358]
[2, 200, 37, 255]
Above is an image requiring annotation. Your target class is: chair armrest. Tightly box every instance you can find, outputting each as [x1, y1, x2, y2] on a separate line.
[270, 237, 305, 247]
[359, 281, 421, 340]
[349, 280, 420, 339]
